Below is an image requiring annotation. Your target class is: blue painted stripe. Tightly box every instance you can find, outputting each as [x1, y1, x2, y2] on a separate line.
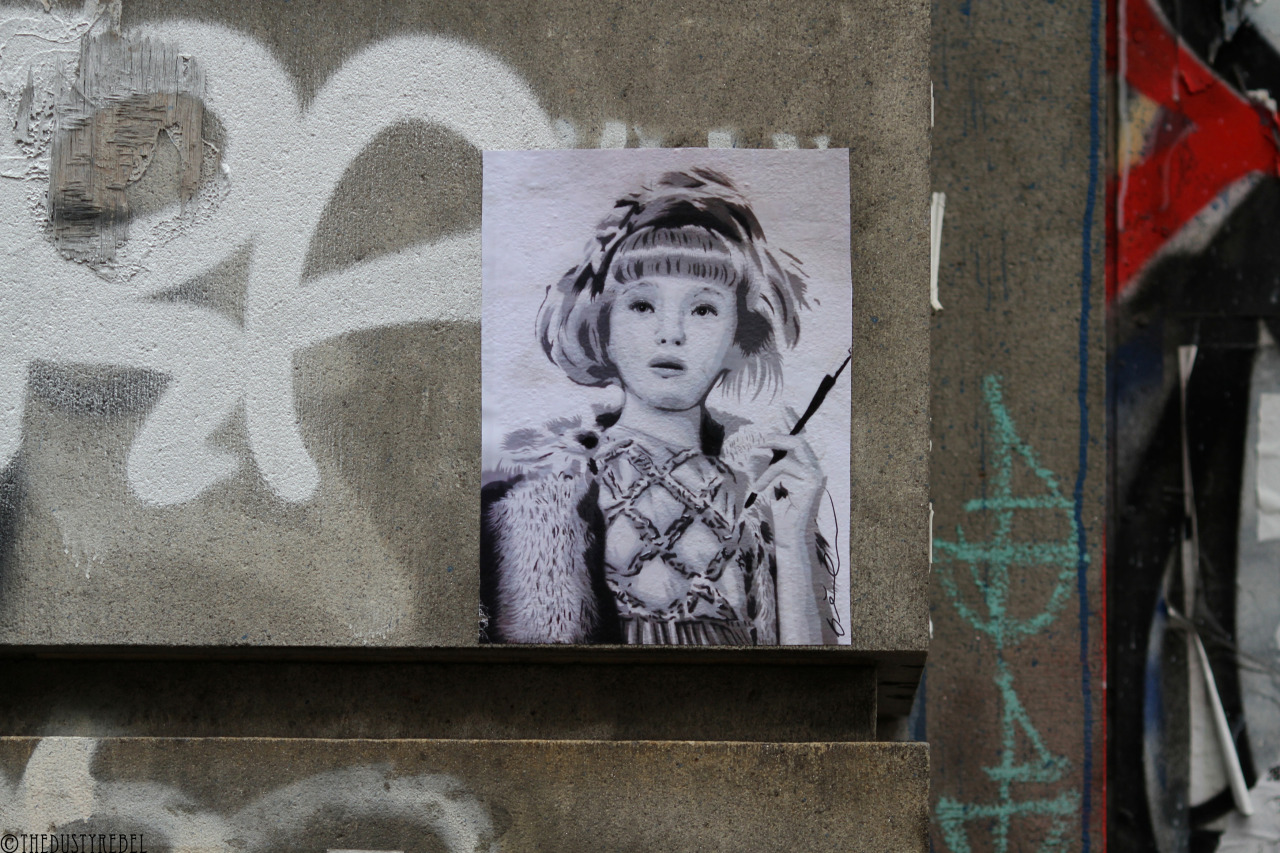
[1075, 0, 1102, 847]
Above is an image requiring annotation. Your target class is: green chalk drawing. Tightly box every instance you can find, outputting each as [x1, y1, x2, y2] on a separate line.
[933, 375, 1085, 853]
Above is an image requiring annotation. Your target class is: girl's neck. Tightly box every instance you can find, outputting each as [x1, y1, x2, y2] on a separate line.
[614, 398, 704, 451]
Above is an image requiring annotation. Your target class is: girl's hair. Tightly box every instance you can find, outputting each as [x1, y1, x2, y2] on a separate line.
[536, 167, 809, 399]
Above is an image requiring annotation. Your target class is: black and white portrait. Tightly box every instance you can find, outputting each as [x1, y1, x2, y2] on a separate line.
[480, 149, 852, 646]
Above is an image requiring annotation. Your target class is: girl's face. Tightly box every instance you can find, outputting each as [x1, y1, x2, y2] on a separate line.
[608, 275, 738, 412]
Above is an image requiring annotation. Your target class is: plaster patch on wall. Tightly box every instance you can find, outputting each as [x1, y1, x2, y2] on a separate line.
[0, 6, 97, 214]
[49, 32, 211, 262]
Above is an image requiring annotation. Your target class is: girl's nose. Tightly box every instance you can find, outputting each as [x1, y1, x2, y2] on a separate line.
[656, 323, 685, 346]
[656, 306, 685, 346]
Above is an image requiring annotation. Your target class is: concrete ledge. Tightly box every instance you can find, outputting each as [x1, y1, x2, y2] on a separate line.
[0, 646, 924, 723]
[0, 737, 929, 852]
[0, 659, 880, 741]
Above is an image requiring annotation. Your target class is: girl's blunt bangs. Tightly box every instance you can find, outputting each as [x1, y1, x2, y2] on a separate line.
[609, 226, 747, 291]
[537, 168, 810, 397]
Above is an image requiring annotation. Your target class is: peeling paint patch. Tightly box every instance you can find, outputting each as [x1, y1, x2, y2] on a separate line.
[49, 32, 212, 262]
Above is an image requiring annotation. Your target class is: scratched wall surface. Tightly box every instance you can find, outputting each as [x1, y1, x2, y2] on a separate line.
[0, 0, 930, 658]
[928, 0, 1105, 849]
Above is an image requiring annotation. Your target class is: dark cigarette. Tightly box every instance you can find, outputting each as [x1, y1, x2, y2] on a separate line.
[743, 349, 852, 509]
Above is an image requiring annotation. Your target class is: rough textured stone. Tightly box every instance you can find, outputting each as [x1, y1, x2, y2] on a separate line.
[0, 737, 929, 851]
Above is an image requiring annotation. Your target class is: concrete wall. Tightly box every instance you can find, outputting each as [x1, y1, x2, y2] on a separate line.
[0, 0, 932, 848]
[0, 0, 929, 656]
[926, 0, 1106, 848]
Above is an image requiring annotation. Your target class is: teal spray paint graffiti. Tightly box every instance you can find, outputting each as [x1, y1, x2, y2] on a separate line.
[933, 375, 1084, 852]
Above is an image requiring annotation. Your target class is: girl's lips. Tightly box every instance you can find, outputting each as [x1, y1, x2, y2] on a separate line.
[648, 359, 686, 378]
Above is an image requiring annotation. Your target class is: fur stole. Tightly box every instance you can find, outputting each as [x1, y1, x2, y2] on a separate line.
[485, 417, 608, 643]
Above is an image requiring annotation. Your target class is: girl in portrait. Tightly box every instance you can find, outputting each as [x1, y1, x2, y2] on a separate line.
[480, 165, 842, 646]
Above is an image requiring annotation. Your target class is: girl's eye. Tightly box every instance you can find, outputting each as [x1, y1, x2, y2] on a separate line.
[629, 300, 654, 313]
[692, 304, 718, 317]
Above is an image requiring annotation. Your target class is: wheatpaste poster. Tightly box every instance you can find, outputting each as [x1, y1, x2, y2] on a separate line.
[480, 149, 853, 646]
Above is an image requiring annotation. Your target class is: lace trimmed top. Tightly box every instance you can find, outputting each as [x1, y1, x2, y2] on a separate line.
[595, 428, 769, 645]
[479, 413, 780, 646]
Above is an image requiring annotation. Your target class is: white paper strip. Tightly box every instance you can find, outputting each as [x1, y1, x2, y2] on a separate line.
[1191, 629, 1256, 815]
[929, 191, 946, 311]
[1257, 393, 1280, 540]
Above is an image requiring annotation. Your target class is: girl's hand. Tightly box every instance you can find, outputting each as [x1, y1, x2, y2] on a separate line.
[744, 432, 827, 544]
[743, 420, 827, 645]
